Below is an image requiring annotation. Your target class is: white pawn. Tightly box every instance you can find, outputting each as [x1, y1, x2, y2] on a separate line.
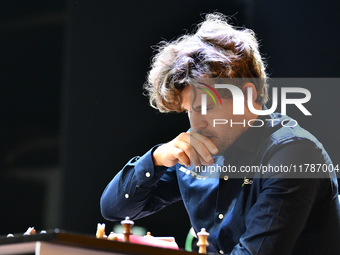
[108, 232, 118, 241]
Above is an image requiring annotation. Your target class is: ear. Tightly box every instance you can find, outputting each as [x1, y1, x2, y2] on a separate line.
[242, 83, 257, 103]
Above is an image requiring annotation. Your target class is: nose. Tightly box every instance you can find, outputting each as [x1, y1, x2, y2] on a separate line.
[189, 110, 208, 131]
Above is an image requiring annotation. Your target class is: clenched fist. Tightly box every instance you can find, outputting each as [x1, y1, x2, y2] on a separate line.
[152, 130, 218, 167]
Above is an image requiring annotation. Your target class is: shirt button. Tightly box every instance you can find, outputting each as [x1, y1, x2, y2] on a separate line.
[145, 172, 151, 178]
[219, 250, 224, 254]
[218, 214, 224, 220]
[125, 194, 129, 199]
[223, 175, 229, 181]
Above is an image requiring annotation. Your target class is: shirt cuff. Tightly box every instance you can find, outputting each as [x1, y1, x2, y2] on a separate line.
[130, 145, 169, 188]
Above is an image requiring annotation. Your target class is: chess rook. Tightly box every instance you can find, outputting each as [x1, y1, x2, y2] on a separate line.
[96, 223, 106, 239]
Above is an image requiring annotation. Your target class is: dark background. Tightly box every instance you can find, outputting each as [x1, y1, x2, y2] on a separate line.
[1, 0, 339, 248]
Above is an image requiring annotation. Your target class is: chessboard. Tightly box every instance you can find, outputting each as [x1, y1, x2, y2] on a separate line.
[0, 217, 210, 255]
[0, 229, 192, 255]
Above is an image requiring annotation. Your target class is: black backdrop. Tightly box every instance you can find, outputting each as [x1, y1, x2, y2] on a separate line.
[59, 0, 246, 246]
[1, 0, 339, 249]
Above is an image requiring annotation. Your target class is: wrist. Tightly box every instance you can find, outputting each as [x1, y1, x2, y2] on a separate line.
[152, 146, 163, 166]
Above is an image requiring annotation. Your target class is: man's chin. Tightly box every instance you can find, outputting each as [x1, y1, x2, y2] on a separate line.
[207, 136, 218, 147]
[213, 140, 232, 156]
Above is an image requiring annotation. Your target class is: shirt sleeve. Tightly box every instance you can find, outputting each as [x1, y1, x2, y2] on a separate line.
[100, 146, 182, 222]
[224, 140, 337, 255]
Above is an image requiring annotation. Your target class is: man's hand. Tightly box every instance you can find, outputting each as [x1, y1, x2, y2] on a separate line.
[152, 131, 218, 167]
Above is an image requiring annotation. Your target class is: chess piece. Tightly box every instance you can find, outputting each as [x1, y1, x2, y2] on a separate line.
[24, 227, 36, 235]
[197, 228, 209, 254]
[121, 216, 134, 242]
[108, 232, 118, 241]
[96, 223, 106, 239]
[143, 231, 153, 238]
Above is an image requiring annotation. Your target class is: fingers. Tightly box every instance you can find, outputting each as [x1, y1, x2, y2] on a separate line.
[172, 146, 191, 167]
[173, 139, 200, 167]
[152, 139, 193, 168]
[177, 131, 218, 166]
[152, 131, 219, 168]
[189, 137, 213, 165]
[190, 131, 218, 155]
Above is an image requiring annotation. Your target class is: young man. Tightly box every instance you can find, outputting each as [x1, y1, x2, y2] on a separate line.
[101, 13, 340, 254]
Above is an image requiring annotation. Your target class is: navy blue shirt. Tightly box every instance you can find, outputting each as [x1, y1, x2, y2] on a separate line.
[101, 113, 340, 254]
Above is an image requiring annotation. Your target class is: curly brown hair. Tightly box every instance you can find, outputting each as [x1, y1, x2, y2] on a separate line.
[144, 13, 268, 113]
